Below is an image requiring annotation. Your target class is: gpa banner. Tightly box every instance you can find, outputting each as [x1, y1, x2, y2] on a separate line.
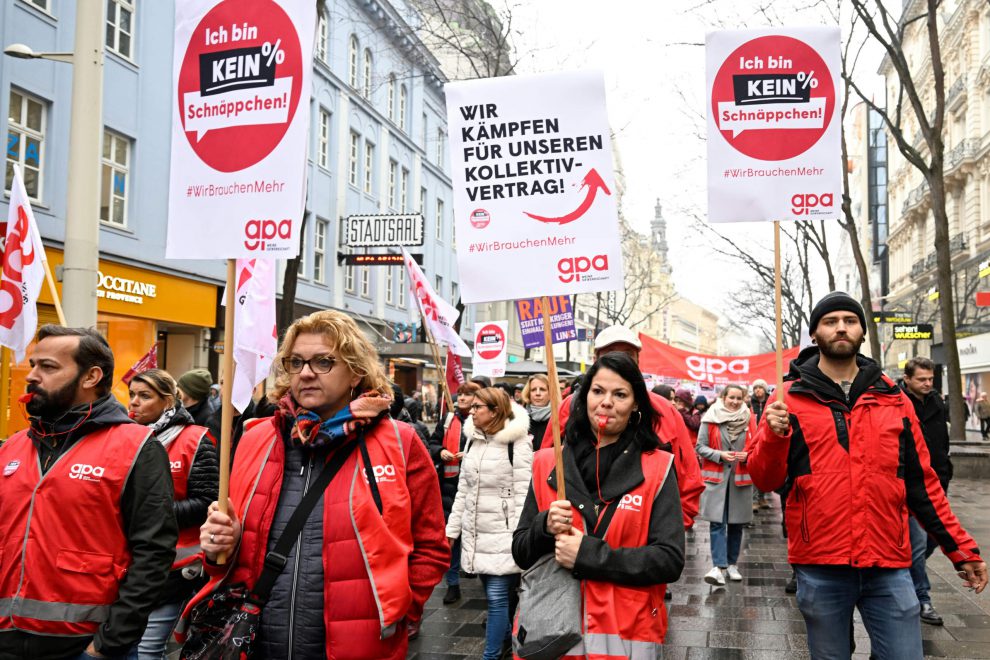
[446, 71, 624, 303]
[515, 296, 576, 350]
[167, 0, 314, 258]
[638, 333, 800, 385]
[473, 321, 508, 379]
[707, 27, 841, 222]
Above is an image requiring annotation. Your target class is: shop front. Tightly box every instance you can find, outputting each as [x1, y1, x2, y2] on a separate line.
[950, 331, 990, 433]
[4, 248, 218, 435]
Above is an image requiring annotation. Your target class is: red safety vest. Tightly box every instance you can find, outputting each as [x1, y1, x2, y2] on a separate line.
[442, 413, 462, 478]
[699, 418, 756, 487]
[528, 446, 675, 658]
[163, 424, 210, 569]
[0, 425, 150, 637]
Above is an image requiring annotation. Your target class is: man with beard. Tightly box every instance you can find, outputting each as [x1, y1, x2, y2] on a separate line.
[0, 325, 178, 659]
[749, 292, 987, 659]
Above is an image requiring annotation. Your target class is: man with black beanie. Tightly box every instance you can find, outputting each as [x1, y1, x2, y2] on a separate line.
[747, 292, 987, 659]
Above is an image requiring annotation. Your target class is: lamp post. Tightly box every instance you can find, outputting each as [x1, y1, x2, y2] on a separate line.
[4, 0, 104, 327]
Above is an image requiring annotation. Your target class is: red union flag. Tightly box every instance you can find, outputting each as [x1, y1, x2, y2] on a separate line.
[638, 333, 800, 386]
[402, 248, 470, 356]
[0, 165, 46, 362]
[121, 344, 160, 385]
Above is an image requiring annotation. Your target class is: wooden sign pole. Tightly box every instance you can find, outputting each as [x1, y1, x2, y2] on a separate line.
[216, 258, 237, 565]
[420, 314, 456, 414]
[540, 296, 566, 500]
[774, 222, 784, 394]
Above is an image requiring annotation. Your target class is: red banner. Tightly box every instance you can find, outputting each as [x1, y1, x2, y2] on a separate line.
[121, 343, 159, 385]
[638, 333, 799, 386]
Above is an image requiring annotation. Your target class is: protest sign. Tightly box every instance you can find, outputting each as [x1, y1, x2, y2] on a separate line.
[638, 333, 800, 386]
[515, 296, 576, 349]
[446, 71, 624, 303]
[707, 27, 841, 223]
[166, 0, 314, 258]
[473, 321, 509, 378]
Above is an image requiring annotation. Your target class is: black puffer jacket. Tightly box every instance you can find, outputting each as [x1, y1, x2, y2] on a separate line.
[427, 409, 470, 516]
[899, 383, 953, 491]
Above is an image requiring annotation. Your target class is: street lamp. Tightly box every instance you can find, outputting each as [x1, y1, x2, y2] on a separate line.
[3, 0, 105, 328]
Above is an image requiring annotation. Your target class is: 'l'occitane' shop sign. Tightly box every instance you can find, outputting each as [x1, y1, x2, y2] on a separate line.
[98, 271, 158, 304]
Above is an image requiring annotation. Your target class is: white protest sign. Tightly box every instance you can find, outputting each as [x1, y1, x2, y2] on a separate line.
[167, 0, 314, 258]
[473, 321, 508, 378]
[446, 71, 624, 303]
[707, 27, 842, 223]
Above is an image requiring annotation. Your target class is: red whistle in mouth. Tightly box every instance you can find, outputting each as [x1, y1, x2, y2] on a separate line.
[18, 393, 33, 404]
[128, 411, 136, 419]
[596, 415, 608, 430]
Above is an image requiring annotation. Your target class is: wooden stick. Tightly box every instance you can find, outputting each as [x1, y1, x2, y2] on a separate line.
[540, 296, 566, 500]
[421, 317, 455, 413]
[0, 347, 9, 439]
[40, 253, 65, 326]
[216, 259, 237, 565]
[774, 222, 784, 394]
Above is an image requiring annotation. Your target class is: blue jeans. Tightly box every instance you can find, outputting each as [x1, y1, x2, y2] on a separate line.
[447, 537, 462, 586]
[794, 565, 922, 660]
[709, 519, 744, 568]
[480, 574, 518, 660]
[126, 600, 183, 659]
[908, 516, 936, 606]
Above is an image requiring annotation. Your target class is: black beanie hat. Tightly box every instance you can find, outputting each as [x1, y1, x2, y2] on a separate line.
[809, 291, 867, 335]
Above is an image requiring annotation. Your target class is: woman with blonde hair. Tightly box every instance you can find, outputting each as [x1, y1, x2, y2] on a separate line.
[187, 310, 448, 659]
[522, 373, 552, 450]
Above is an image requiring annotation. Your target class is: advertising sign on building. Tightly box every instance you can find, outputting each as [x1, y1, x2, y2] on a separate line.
[707, 27, 842, 223]
[473, 321, 509, 378]
[893, 324, 934, 340]
[167, 0, 314, 258]
[873, 310, 914, 324]
[344, 214, 424, 247]
[445, 71, 624, 303]
[515, 296, 576, 349]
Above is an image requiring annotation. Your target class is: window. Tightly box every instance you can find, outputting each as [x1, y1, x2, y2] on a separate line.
[452, 282, 459, 304]
[387, 74, 396, 122]
[436, 199, 444, 241]
[363, 49, 373, 99]
[348, 36, 359, 88]
[400, 168, 409, 212]
[435, 275, 443, 297]
[388, 160, 397, 209]
[385, 268, 394, 305]
[399, 85, 408, 131]
[420, 187, 427, 215]
[100, 130, 130, 227]
[6, 89, 45, 200]
[316, 15, 329, 63]
[360, 267, 370, 297]
[348, 132, 359, 186]
[422, 113, 428, 149]
[314, 221, 327, 283]
[398, 268, 406, 307]
[345, 264, 355, 292]
[21, 0, 49, 11]
[364, 141, 375, 194]
[318, 109, 330, 169]
[106, 0, 135, 59]
[297, 229, 306, 276]
[436, 129, 445, 166]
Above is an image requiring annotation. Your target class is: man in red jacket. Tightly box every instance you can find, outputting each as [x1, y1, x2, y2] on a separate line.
[750, 292, 987, 659]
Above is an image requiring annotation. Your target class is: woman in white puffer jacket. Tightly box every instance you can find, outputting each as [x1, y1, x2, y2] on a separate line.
[446, 386, 533, 660]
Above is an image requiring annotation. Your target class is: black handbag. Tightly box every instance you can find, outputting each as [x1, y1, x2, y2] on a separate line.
[181, 435, 381, 659]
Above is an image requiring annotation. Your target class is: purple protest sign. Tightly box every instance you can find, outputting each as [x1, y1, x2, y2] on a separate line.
[515, 296, 577, 350]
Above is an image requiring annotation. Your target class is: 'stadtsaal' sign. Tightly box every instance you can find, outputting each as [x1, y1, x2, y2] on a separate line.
[345, 214, 424, 247]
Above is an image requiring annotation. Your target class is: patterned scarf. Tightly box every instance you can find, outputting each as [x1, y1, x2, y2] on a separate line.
[275, 391, 392, 448]
[150, 406, 178, 436]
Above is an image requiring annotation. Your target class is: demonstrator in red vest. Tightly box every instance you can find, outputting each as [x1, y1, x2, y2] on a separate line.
[0, 325, 178, 659]
[513, 352, 686, 657]
[192, 310, 448, 659]
[127, 368, 218, 659]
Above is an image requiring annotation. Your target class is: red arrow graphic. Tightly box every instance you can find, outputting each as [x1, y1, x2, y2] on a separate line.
[524, 168, 611, 225]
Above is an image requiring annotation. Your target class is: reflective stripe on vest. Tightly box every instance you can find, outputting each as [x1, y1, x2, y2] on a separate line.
[442, 414, 462, 478]
[0, 597, 109, 624]
[566, 633, 663, 660]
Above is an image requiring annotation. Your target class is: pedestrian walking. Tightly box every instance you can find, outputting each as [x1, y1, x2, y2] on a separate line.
[127, 369, 218, 660]
[191, 310, 447, 659]
[976, 391, 990, 440]
[405, 389, 424, 422]
[523, 373, 553, 451]
[696, 384, 755, 586]
[0, 325, 178, 659]
[446, 387, 533, 660]
[673, 387, 701, 443]
[750, 292, 987, 660]
[512, 352, 685, 657]
[177, 369, 215, 428]
[750, 379, 772, 511]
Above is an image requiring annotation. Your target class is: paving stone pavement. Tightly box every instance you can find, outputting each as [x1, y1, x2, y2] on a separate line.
[409, 478, 990, 659]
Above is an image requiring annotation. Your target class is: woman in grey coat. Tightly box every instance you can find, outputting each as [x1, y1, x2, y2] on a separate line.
[695, 383, 755, 586]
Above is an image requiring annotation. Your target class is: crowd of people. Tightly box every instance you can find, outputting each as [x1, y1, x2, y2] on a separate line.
[0, 291, 986, 659]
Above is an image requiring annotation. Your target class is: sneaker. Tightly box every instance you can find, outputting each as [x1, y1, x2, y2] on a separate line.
[664, 588, 672, 601]
[703, 566, 726, 586]
[726, 565, 743, 581]
[442, 584, 461, 605]
[407, 619, 421, 640]
[785, 573, 798, 594]
[920, 603, 944, 626]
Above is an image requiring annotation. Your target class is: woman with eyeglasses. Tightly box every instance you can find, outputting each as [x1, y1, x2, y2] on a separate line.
[187, 311, 448, 659]
[522, 373, 553, 451]
[446, 387, 533, 660]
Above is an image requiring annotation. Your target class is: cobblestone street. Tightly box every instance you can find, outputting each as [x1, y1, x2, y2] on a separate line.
[409, 478, 990, 659]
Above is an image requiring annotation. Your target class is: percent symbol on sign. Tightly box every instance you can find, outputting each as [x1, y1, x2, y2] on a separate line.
[796, 70, 819, 89]
[262, 39, 285, 66]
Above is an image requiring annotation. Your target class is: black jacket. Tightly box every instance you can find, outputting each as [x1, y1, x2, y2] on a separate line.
[900, 383, 953, 490]
[427, 409, 470, 516]
[0, 395, 178, 660]
[186, 398, 214, 429]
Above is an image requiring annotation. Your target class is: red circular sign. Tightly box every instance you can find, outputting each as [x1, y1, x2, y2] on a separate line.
[711, 35, 834, 161]
[470, 209, 491, 229]
[177, 0, 303, 173]
[476, 324, 506, 360]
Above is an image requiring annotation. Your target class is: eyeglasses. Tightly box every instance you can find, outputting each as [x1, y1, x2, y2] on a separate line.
[469, 403, 492, 411]
[282, 355, 336, 374]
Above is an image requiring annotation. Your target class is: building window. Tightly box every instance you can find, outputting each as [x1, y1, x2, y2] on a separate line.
[297, 228, 306, 277]
[388, 160, 397, 209]
[452, 282, 459, 304]
[21, 0, 49, 11]
[99, 130, 130, 227]
[314, 220, 327, 283]
[5, 89, 45, 200]
[344, 265, 355, 293]
[398, 268, 406, 307]
[364, 141, 375, 194]
[363, 49, 373, 99]
[420, 187, 427, 215]
[399, 85, 408, 131]
[387, 74, 396, 122]
[348, 35, 359, 89]
[385, 267, 394, 305]
[360, 266, 370, 297]
[422, 113, 428, 149]
[316, 14, 329, 63]
[400, 168, 409, 212]
[436, 129, 445, 166]
[436, 198, 444, 241]
[318, 109, 330, 169]
[348, 132, 359, 187]
[106, 0, 135, 59]
[435, 275, 443, 297]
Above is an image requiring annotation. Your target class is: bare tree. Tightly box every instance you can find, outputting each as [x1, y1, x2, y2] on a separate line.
[596, 225, 677, 329]
[408, 0, 517, 79]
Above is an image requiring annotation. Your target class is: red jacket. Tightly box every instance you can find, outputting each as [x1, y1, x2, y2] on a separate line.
[165, 425, 211, 569]
[183, 417, 447, 659]
[545, 391, 703, 528]
[748, 350, 981, 569]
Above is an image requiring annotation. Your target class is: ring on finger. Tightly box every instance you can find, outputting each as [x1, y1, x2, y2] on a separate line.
[210, 533, 216, 544]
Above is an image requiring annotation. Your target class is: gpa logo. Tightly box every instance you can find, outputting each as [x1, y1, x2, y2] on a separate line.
[557, 255, 609, 283]
[618, 493, 643, 512]
[170, 460, 183, 473]
[3, 460, 20, 477]
[791, 193, 834, 216]
[69, 463, 105, 482]
[686, 356, 750, 383]
[244, 218, 292, 251]
[367, 464, 397, 484]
